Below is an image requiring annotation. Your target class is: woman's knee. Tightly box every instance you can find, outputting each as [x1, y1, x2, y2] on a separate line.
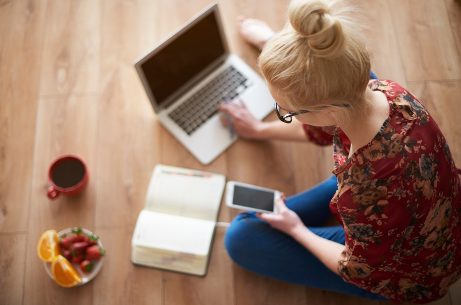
[224, 213, 270, 263]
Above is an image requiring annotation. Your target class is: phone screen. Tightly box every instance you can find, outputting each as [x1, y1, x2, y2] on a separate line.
[233, 185, 275, 212]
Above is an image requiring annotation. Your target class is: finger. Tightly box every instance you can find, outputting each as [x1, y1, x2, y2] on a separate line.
[275, 197, 288, 212]
[219, 113, 230, 127]
[232, 98, 246, 108]
[257, 212, 271, 222]
[219, 104, 237, 117]
[232, 112, 245, 122]
[280, 192, 287, 201]
[221, 101, 241, 113]
[219, 102, 231, 112]
[257, 212, 280, 223]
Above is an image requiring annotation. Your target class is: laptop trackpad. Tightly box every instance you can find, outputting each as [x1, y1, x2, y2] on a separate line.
[161, 113, 236, 164]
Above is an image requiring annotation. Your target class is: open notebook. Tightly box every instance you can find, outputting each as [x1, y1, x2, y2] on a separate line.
[131, 165, 225, 276]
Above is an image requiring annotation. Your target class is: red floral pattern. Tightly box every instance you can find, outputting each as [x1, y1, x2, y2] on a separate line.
[303, 80, 461, 303]
[302, 125, 335, 146]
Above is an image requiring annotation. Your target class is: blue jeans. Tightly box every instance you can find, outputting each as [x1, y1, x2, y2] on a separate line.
[370, 70, 378, 80]
[224, 176, 386, 301]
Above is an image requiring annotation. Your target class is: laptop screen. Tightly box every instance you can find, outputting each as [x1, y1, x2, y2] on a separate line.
[139, 10, 226, 107]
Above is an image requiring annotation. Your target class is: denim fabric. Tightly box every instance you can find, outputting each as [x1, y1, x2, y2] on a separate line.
[224, 176, 386, 301]
[370, 71, 379, 80]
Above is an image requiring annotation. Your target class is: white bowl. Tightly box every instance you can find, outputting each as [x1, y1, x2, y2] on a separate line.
[43, 227, 105, 287]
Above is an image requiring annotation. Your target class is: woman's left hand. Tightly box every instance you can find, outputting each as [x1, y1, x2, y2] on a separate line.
[257, 197, 304, 237]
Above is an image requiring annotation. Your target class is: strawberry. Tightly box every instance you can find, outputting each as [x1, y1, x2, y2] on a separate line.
[80, 260, 94, 273]
[71, 253, 85, 264]
[74, 235, 87, 242]
[62, 249, 72, 261]
[70, 241, 90, 254]
[59, 237, 73, 249]
[86, 245, 105, 261]
[60, 234, 85, 249]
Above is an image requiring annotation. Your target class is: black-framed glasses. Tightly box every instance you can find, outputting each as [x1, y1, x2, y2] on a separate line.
[275, 103, 310, 123]
[274, 102, 351, 123]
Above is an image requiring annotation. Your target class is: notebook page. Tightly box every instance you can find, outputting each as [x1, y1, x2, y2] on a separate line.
[132, 210, 215, 255]
[144, 165, 225, 221]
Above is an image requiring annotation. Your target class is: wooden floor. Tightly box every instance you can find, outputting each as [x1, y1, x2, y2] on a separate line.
[1, 0, 460, 304]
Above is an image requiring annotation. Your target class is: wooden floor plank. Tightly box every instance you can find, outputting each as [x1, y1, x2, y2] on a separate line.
[95, 67, 160, 228]
[355, 0, 407, 85]
[449, 278, 461, 305]
[444, 0, 461, 58]
[306, 289, 385, 305]
[0, 0, 13, 58]
[425, 293, 452, 305]
[95, 0, 165, 229]
[388, 0, 461, 81]
[0, 1, 47, 303]
[0, 0, 47, 233]
[0, 234, 27, 305]
[39, 0, 100, 96]
[93, 227, 163, 305]
[232, 269, 307, 305]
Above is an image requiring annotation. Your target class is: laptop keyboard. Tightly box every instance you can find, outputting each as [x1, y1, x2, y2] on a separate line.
[168, 66, 252, 135]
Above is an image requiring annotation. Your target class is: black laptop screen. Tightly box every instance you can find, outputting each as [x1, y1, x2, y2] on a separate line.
[140, 11, 226, 107]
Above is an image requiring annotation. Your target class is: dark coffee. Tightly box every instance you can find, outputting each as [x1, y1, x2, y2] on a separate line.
[52, 159, 85, 188]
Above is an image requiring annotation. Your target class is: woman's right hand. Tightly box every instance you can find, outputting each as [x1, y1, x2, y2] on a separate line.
[219, 99, 268, 140]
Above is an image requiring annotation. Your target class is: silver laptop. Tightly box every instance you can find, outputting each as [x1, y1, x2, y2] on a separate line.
[135, 3, 274, 164]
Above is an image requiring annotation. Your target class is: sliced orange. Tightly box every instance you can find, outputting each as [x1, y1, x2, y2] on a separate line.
[51, 255, 82, 287]
[37, 230, 60, 262]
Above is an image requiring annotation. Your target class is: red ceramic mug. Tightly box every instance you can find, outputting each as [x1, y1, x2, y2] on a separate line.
[47, 155, 89, 200]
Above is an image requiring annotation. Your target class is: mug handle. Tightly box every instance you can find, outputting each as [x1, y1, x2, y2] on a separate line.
[47, 185, 60, 199]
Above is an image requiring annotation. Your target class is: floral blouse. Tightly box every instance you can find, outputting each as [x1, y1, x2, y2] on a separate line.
[302, 80, 461, 303]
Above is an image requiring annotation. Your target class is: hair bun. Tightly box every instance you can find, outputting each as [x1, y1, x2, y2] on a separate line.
[288, 0, 345, 58]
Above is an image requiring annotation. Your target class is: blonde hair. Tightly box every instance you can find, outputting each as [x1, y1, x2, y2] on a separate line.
[258, 0, 370, 109]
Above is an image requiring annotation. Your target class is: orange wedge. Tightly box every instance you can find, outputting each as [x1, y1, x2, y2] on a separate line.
[37, 230, 60, 262]
[51, 255, 82, 287]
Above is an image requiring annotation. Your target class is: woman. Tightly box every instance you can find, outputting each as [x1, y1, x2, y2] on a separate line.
[220, 0, 461, 303]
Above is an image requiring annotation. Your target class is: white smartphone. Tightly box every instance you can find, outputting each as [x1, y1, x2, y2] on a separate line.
[225, 181, 281, 213]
